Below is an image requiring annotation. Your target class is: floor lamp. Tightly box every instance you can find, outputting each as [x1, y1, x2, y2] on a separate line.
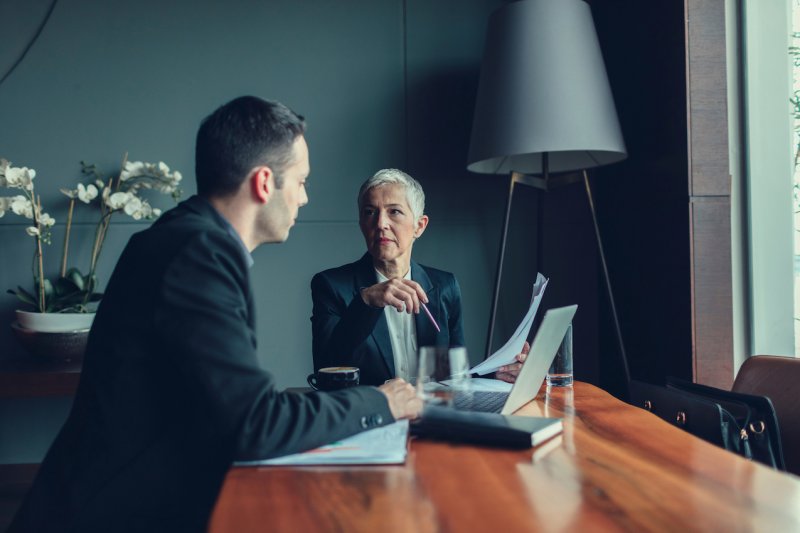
[467, 0, 630, 384]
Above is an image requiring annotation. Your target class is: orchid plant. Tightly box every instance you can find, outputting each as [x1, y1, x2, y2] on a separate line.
[1, 155, 182, 313]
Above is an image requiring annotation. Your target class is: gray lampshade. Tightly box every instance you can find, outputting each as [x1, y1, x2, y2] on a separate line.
[467, 0, 627, 175]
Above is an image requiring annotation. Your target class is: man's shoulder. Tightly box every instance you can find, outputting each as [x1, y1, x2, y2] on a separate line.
[136, 197, 226, 242]
[149, 196, 223, 231]
[129, 198, 241, 268]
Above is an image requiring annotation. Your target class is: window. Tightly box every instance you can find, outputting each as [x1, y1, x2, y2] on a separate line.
[731, 0, 796, 362]
[793, 1, 800, 354]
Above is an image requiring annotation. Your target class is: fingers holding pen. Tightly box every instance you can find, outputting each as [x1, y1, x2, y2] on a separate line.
[361, 279, 428, 314]
[400, 279, 429, 314]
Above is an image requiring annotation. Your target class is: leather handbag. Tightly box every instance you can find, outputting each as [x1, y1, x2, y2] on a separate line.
[629, 378, 785, 470]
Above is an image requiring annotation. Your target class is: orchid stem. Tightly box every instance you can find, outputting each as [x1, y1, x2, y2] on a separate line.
[36, 195, 45, 312]
[61, 198, 75, 278]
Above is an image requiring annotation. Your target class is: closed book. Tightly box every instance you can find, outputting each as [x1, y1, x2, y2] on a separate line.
[410, 406, 563, 448]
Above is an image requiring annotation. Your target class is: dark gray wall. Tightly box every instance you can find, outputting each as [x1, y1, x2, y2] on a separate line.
[0, 0, 532, 462]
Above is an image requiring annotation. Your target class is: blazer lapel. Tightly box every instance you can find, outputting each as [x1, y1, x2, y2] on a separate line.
[354, 254, 395, 376]
[412, 261, 440, 347]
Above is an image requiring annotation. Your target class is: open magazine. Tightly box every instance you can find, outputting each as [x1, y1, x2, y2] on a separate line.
[469, 273, 548, 375]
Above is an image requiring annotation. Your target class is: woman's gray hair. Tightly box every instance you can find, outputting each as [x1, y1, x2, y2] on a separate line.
[357, 168, 426, 221]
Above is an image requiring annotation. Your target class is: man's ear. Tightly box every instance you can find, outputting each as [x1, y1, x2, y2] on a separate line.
[251, 166, 275, 204]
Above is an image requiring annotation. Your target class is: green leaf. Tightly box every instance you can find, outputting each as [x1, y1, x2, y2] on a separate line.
[54, 276, 80, 297]
[85, 273, 98, 293]
[42, 278, 54, 299]
[66, 268, 85, 291]
[16, 285, 38, 302]
[8, 287, 37, 306]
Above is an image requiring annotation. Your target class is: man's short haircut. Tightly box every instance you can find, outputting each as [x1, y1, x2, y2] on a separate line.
[195, 96, 306, 197]
[357, 168, 426, 221]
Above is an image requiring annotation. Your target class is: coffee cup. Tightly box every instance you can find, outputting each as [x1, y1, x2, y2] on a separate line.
[307, 367, 360, 391]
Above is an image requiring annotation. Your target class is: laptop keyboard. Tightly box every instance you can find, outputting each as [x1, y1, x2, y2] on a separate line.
[452, 390, 508, 413]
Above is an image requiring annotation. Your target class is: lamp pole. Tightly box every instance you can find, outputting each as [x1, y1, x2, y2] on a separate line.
[484, 172, 517, 358]
[484, 154, 549, 359]
[583, 170, 630, 387]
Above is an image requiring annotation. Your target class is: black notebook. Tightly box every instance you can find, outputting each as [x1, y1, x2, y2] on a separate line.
[411, 405, 563, 448]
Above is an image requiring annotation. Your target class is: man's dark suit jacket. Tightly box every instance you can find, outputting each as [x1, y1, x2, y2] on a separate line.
[11, 196, 392, 533]
[311, 253, 466, 386]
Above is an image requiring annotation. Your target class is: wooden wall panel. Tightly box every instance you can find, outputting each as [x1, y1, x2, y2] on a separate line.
[686, 0, 731, 197]
[685, 0, 734, 387]
[691, 198, 734, 386]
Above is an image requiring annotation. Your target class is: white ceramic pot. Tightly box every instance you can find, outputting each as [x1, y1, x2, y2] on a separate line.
[15, 310, 95, 333]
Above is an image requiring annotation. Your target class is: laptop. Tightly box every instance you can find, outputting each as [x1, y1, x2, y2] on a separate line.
[451, 304, 578, 415]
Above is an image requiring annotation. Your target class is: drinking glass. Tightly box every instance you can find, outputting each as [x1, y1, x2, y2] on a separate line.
[547, 323, 573, 387]
[416, 346, 471, 406]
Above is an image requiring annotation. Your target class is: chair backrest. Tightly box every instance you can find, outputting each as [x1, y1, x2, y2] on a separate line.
[732, 355, 800, 476]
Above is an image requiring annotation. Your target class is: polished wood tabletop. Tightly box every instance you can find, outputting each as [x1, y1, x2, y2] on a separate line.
[209, 382, 800, 532]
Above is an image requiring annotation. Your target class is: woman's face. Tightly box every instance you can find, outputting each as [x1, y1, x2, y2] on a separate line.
[359, 184, 428, 270]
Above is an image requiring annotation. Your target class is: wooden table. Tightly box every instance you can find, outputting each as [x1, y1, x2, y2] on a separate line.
[209, 382, 800, 532]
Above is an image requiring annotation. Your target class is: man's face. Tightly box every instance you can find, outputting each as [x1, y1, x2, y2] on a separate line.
[359, 183, 426, 268]
[259, 135, 309, 243]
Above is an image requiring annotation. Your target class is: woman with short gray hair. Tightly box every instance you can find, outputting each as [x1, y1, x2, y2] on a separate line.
[311, 169, 527, 386]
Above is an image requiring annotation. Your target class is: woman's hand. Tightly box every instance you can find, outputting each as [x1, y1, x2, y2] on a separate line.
[495, 341, 531, 383]
[361, 279, 428, 314]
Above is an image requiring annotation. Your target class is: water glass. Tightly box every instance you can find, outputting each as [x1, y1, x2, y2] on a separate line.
[547, 323, 573, 387]
[417, 346, 470, 406]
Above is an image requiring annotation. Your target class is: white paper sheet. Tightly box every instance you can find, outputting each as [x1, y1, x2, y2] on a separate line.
[469, 274, 549, 376]
[234, 420, 409, 466]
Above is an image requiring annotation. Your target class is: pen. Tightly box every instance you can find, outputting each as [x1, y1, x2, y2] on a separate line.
[420, 302, 441, 333]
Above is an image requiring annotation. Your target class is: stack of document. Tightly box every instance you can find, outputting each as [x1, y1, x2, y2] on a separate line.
[235, 420, 409, 466]
[470, 273, 549, 375]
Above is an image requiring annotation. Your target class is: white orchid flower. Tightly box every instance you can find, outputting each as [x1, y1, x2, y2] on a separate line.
[5, 166, 36, 191]
[77, 183, 98, 203]
[120, 161, 146, 181]
[61, 187, 78, 199]
[107, 191, 132, 210]
[152, 207, 162, 217]
[123, 195, 143, 218]
[0, 196, 11, 216]
[10, 195, 33, 218]
[25, 226, 40, 237]
[172, 170, 182, 183]
[40, 212, 55, 227]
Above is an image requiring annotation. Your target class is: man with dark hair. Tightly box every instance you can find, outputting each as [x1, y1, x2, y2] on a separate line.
[10, 96, 421, 532]
[195, 95, 305, 195]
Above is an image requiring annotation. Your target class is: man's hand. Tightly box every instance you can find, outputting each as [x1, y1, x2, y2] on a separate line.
[495, 341, 531, 383]
[378, 379, 423, 420]
[361, 279, 428, 314]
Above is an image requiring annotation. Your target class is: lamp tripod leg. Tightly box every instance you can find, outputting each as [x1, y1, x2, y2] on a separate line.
[583, 170, 631, 394]
[485, 173, 517, 359]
